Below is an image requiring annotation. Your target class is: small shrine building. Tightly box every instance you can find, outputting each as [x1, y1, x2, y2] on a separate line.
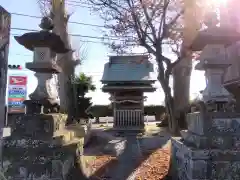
[101, 55, 156, 130]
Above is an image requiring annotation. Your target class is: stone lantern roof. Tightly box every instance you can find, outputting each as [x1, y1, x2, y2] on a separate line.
[14, 16, 70, 54]
[190, 11, 240, 51]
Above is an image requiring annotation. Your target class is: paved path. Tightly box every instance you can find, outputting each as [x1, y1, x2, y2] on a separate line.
[103, 135, 142, 180]
[92, 128, 171, 180]
[84, 127, 171, 180]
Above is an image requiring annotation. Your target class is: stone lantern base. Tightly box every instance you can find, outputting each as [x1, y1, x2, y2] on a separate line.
[3, 113, 87, 179]
[24, 99, 60, 114]
[171, 111, 240, 179]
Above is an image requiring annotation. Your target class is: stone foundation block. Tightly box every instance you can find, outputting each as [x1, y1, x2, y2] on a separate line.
[187, 112, 240, 135]
[180, 130, 240, 149]
[171, 138, 240, 180]
[8, 114, 67, 138]
[2, 138, 84, 179]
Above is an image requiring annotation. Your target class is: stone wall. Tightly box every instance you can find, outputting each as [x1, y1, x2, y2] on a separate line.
[3, 114, 85, 180]
[171, 112, 240, 180]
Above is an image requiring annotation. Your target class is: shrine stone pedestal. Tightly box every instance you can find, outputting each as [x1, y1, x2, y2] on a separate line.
[171, 111, 240, 179]
[3, 114, 85, 179]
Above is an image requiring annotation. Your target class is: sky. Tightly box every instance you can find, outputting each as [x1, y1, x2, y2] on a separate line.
[2, 0, 206, 105]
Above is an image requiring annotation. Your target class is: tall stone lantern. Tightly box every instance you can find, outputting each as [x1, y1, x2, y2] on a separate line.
[2, 17, 86, 179]
[14, 17, 70, 113]
[191, 12, 239, 111]
[171, 11, 240, 180]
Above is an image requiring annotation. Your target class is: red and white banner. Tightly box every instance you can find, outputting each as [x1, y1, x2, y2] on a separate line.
[9, 76, 27, 86]
[8, 75, 28, 114]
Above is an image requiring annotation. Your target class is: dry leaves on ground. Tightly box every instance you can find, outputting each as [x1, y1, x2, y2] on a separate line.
[87, 155, 118, 178]
[135, 145, 171, 180]
[87, 145, 170, 180]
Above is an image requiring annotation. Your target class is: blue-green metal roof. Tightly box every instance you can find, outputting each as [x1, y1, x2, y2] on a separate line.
[101, 56, 156, 82]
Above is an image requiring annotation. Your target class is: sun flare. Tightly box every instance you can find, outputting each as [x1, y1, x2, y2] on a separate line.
[211, 0, 228, 7]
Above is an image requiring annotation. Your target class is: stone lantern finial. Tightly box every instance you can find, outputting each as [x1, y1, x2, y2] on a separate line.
[39, 16, 54, 31]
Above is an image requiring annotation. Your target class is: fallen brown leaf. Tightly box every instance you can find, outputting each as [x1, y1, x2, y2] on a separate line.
[135, 146, 170, 180]
[88, 145, 170, 180]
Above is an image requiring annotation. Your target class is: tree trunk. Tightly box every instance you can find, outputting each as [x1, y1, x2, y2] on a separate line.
[165, 94, 178, 135]
[172, 58, 192, 129]
[158, 76, 179, 135]
[52, 0, 74, 115]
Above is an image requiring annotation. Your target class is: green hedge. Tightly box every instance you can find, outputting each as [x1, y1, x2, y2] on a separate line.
[87, 105, 165, 118]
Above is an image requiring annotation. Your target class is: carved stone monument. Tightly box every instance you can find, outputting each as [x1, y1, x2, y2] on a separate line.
[171, 11, 240, 179]
[2, 17, 86, 179]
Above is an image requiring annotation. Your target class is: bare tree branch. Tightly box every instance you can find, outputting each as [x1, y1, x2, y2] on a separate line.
[139, 0, 157, 42]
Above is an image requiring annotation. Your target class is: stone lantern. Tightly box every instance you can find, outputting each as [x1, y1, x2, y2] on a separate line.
[14, 16, 70, 113]
[195, 45, 232, 110]
[171, 11, 240, 180]
[2, 17, 86, 180]
[190, 12, 240, 111]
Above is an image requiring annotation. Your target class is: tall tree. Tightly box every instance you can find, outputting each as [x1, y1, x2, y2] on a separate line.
[51, 0, 75, 114]
[84, 0, 203, 133]
[172, 0, 204, 127]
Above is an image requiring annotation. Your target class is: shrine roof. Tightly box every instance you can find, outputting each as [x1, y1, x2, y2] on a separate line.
[101, 55, 156, 82]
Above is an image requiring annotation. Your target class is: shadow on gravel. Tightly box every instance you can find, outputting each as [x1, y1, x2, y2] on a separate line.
[88, 129, 171, 180]
[67, 127, 172, 180]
